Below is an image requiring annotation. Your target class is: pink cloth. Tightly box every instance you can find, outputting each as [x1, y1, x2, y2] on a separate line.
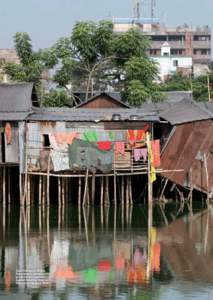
[54, 132, 78, 145]
[115, 142, 125, 155]
[134, 149, 147, 162]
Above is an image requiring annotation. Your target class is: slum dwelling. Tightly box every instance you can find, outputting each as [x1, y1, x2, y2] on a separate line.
[0, 84, 167, 206]
[160, 98, 213, 199]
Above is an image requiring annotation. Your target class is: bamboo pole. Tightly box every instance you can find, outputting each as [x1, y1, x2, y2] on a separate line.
[113, 168, 117, 208]
[38, 175, 42, 206]
[7, 167, 11, 205]
[91, 174, 95, 206]
[46, 150, 51, 207]
[83, 169, 89, 207]
[100, 176, 104, 207]
[78, 177, 82, 207]
[3, 166, 6, 208]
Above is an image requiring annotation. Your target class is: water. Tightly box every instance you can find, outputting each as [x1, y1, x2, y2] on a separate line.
[0, 202, 213, 300]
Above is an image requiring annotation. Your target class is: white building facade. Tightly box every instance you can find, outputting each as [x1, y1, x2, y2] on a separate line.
[151, 42, 193, 82]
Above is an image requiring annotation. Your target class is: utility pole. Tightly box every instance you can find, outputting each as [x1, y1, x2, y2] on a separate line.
[207, 74, 211, 102]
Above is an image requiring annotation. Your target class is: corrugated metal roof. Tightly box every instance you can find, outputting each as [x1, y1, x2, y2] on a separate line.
[27, 107, 159, 122]
[159, 99, 213, 125]
[0, 112, 31, 121]
[0, 82, 33, 112]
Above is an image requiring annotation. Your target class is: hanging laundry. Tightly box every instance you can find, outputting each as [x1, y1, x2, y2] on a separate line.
[97, 141, 112, 151]
[5, 122, 12, 145]
[127, 130, 135, 142]
[147, 133, 156, 183]
[51, 150, 69, 172]
[151, 140, 161, 167]
[152, 243, 161, 273]
[54, 132, 78, 145]
[66, 132, 78, 144]
[83, 131, 98, 142]
[136, 130, 146, 142]
[49, 134, 58, 149]
[133, 148, 148, 162]
[115, 142, 125, 155]
[109, 131, 115, 141]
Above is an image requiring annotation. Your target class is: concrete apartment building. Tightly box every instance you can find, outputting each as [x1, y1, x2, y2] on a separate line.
[114, 19, 211, 78]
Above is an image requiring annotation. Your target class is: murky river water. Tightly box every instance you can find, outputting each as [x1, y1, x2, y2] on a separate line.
[0, 202, 213, 300]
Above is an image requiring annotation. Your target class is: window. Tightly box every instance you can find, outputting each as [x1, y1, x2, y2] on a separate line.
[173, 60, 178, 67]
[43, 134, 50, 147]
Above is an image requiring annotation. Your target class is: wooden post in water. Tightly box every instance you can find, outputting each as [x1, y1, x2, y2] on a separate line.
[3, 166, 6, 208]
[46, 150, 51, 207]
[100, 176, 104, 207]
[146, 132, 153, 281]
[78, 177, 82, 207]
[38, 176, 42, 206]
[204, 153, 210, 205]
[113, 168, 117, 208]
[83, 169, 89, 207]
[7, 167, 11, 205]
[91, 174, 95, 206]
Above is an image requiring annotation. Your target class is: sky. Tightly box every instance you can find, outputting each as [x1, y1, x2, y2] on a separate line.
[0, 0, 213, 49]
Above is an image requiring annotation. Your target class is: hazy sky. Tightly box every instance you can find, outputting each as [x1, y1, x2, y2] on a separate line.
[0, 0, 212, 49]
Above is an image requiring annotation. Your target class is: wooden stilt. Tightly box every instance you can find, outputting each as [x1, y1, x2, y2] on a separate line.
[46, 151, 51, 207]
[58, 177, 61, 229]
[7, 168, 11, 205]
[38, 176, 42, 206]
[83, 169, 89, 207]
[100, 176, 104, 207]
[78, 177, 82, 207]
[125, 176, 129, 208]
[113, 169, 117, 207]
[3, 166, 6, 208]
[129, 176, 133, 205]
[91, 174, 95, 206]
[121, 176, 124, 207]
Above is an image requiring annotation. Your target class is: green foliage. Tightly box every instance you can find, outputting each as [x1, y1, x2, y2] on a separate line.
[5, 21, 162, 107]
[42, 90, 70, 107]
[159, 73, 213, 102]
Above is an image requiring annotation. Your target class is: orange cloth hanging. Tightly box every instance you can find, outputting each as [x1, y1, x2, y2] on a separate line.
[5, 123, 12, 145]
[152, 243, 161, 272]
[5, 270, 11, 291]
[136, 130, 145, 142]
[151, 140, 161, 167]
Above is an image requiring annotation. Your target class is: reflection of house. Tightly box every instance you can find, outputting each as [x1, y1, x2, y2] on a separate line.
[151, 42, 192, 82]
[158, 209, 213, 283]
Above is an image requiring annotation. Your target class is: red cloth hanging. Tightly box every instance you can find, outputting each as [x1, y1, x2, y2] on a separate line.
[97, 141, 112, 151]
[5, 123, 12, 145]
[98, 260, 111, 272]
[151, 140, 161, 167]
[136, 130, 145, 141]
[127, 130, 136, 141]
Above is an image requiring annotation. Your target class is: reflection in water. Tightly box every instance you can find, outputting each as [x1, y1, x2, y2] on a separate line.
[0, 202, 213, 300]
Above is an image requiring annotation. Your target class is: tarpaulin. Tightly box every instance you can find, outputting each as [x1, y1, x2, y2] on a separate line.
[51, 150, 69, 172]
[151, 140, 161, 168]
[69, 139, 114, 173]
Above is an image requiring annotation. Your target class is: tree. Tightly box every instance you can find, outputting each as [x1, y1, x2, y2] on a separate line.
[159, 73, 213, 102]
[5, 21, 161, 107]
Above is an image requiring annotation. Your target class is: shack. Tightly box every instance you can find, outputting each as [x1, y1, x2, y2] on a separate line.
[160, 99, 213, 196]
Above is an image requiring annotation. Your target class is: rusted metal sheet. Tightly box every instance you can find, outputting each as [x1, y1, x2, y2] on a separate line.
[5, 124, 19, 163]
[161, 120, 213, 193]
